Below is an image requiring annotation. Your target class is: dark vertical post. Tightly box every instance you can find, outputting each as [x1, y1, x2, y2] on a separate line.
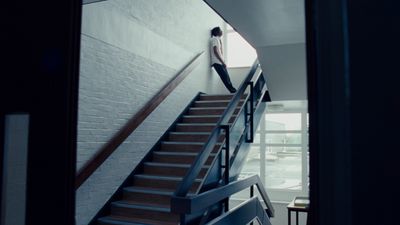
[221, 125, 230, 212]
[180, 214, 186, 225]
[245, 82, 254, 143]
[221, 125, 230, 185]
[249, 184, 254, 225]
[248, 82, 254, 142]
[244, 96, 249, 140]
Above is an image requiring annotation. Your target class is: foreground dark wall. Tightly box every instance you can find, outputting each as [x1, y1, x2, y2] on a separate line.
[0, 1, 81, 225]
[307, 0, 400, 225]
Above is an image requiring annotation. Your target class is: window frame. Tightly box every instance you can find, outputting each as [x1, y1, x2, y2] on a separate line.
[236, 105, 309, 203]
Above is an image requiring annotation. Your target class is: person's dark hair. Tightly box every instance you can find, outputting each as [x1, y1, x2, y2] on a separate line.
[211, 27, 221, 37]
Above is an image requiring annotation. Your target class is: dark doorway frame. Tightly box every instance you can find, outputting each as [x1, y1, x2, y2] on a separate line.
[1, 0, 81, 224]
[305, 0, 353, 224]
[306, 0, 400, 225]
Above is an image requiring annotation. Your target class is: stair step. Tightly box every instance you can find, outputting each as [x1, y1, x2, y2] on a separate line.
[175, 123, 216, 132]
[194, 100, 229, 107]
[143, 162, 209, 177]
[133, 174, 201, 191]
[199, 94, 233, 101]
[152, 151, 216, 164]
[122, 186, 196, 207]
[182, 115, 237, 123]
[182, 115, 220, 123]
[98, 215, 178, 225]
[194, 100, 245, 108]
[188, 107, 240, 115]
[168, 132, 225, 142]
[122, 187, 171, 208]
[168, 132, 210, 142]
[160, 141, 222, 153]
[111, 201, 179, 223]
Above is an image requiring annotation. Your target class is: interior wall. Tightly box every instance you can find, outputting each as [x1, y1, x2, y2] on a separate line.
[257, 43, 307, 101]
[225, 67, 252, 91]
[76, 1, 227, 224]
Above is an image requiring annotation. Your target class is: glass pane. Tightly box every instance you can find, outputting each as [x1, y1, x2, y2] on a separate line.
[264, 147, 302, 190]
[234, 146, 261, 199]
[265, 113, 301, 130]
[253, 133, 260, 144]
[241, 146, 260, 178]
[226, 32, 257, 67]
[266, 133, 302, 144]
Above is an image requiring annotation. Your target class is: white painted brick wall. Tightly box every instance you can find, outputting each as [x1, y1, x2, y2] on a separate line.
[77, 34, 177, 169]
[76, 0, 230, 224]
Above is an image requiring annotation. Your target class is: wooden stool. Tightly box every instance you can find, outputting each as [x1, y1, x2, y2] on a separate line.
[287, 197, 309, 225]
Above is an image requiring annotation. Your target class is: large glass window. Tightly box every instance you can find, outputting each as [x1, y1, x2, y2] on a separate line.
[234, 101, 309, 202]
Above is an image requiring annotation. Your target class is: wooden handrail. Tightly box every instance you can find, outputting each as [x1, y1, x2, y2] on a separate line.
[75, 52, 205, 189]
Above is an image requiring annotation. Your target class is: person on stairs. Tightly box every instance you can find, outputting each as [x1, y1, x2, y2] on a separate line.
[210, 26, 237, 93]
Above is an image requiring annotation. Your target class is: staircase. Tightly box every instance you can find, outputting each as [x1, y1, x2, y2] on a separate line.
[97, 94, 244, 225]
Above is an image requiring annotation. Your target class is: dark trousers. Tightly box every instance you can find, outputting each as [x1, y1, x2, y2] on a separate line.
[212, 63, 237, 93]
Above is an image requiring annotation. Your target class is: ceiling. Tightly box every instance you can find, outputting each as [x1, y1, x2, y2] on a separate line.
[205, 0, 307, 101]
[204, 0, 305, 47]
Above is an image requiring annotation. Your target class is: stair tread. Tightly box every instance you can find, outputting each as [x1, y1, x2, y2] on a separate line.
[195, 100, 230, 102]
[200, 94, 233, 96]
[182, 115, 237, 118]
[124, 186, 174, 196]
[189, 107, 232, 109]
[98, 216, 152, 225]
[176, 123, 217, 126]
[169, 131, 211, 135]
[153, 151, 217, 156]
[161, 141, 222, 145]
[195, 99, 245, 103]
[124, 186, 196, 195]
[134, 174, 202, 182]
[200, 93, 233, 95]
[144, 161, 211, 168]
[112, 201, 170, 212]
[124, 186, 196, 197]
[182, 115, 221, 118]
[99, 216, 177, 225]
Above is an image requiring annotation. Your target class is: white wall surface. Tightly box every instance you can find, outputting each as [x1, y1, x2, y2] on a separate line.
[226, 67, 252, 91]
[258, 43, 307, 100]
[76, 0, 228, 224]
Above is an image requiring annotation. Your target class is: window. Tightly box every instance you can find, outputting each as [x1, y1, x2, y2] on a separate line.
[234, 101, 309, 202]
[225, 24, 257, 68]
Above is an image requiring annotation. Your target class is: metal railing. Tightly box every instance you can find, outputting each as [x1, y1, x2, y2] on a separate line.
[173, 60, 261, 197]
[171, 175, 274, 224]
[171, 60, 273, 224]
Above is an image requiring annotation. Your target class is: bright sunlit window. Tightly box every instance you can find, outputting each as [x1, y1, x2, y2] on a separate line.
[232, 101, 309, 202]
[225, 24, 257, 68]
